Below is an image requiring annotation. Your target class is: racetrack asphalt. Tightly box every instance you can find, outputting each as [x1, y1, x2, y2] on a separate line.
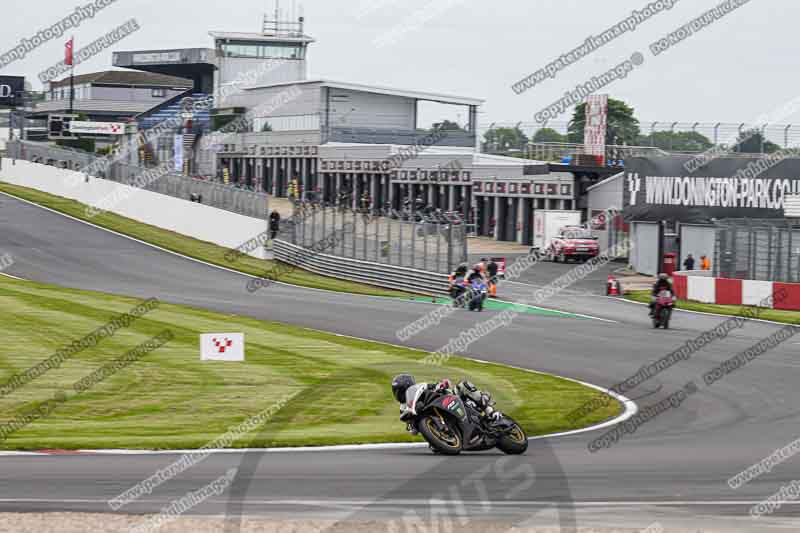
[1, 191, 799, 531]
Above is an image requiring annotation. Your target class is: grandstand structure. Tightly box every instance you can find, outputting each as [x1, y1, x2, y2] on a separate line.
[65, 11, 603, 245]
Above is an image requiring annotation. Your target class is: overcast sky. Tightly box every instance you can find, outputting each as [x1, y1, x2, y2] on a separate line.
[1, 0, 793, 131]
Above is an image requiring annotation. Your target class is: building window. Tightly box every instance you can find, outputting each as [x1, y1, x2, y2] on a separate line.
[220, 42, 304, 60]
[152, 88, 166, 98]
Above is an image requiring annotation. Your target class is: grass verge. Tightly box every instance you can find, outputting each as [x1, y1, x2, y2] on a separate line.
[626, 290, 800, 324]
[0, 276, 623, 450]
[0, 183, 407, 298]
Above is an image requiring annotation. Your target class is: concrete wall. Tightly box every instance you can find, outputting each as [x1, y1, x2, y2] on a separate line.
[630, 221, 660, 275]
[217, 57, 306, 102]
[673, 270, 800, 310]
[0, 159, 267, 259]
[236, 83, 321, 133]
[328, 89, 415, 131]
[588, 174, 623, 251]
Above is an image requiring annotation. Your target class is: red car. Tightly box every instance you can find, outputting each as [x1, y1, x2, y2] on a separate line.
[547, 226, 600, 263]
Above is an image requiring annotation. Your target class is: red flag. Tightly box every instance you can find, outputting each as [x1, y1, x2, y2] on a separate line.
[65, 38, 74, 66]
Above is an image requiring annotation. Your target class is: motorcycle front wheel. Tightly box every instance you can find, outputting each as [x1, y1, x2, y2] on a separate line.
[418, 415, 462, 455]
[496, 418, 529, 455]
[661, 307, 671, 329]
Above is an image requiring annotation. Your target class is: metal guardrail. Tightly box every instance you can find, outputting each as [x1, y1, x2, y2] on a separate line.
[273, 239, 450, 295]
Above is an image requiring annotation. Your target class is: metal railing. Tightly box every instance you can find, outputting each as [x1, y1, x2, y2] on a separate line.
[480, 121, 800, 155]
[324, 126, 476, 148]
[526, 142, 669, 163]
[714, 218, 800, 282]
[281, 202, 468, 274]
[274, 240, 449, 295]
[5, 139, 269, 220]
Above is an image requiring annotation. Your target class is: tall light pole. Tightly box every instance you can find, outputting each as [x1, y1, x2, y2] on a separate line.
[20, 92, 34, 141]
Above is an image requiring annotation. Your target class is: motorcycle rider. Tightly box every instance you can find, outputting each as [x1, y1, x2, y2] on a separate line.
[468, 276, 488, 311]
[649, 273, 673, 317]
[392, 374, 502, 430]
[449, 263, 469, 306]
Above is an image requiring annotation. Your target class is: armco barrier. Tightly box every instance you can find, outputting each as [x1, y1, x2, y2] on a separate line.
[273, 240, 449, 295]
[673, 270, 800, 311]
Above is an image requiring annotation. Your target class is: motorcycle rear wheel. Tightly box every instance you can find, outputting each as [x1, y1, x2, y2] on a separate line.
[496, 419, 528, 455]
[418, 415, 462, 455]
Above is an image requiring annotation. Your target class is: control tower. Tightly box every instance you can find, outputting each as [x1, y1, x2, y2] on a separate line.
[212, 11, 315, 108]
[113, 9, 315, 105]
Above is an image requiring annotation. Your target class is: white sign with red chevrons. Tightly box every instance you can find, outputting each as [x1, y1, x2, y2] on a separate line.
[200, 333, 245, 361]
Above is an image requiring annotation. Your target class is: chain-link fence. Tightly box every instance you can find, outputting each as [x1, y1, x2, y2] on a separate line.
[6, 139, 95, 169]
[5, 140, 269, 220]
[714, 219, 800, 282]
[480, 121, 800, 157]
[281, 203, 467, 273]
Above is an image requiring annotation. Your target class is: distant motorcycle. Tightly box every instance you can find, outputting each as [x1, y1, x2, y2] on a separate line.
[652, 290, 675, 329]
[468, 284, 487, 312]
[401, 386, 528, 455]
[450, 283, 468, 308]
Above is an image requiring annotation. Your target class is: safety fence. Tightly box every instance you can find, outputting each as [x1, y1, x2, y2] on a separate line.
[273, 240, 449, 295]
[480, 121, 800, 155]
[714, 219, 800, 283]
[6, 140, 269, 220]
[281, 203, 468, 274]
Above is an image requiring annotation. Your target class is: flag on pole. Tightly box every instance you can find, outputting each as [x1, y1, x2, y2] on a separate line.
[65, 37, 74, 66]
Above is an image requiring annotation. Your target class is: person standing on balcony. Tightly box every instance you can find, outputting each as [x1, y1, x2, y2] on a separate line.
[683, 253, 695, 271]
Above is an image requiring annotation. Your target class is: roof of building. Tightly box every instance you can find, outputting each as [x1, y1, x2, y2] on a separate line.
[32, 99, 165, 116]
[245, 79, 484, 107]
[586, 171, 625, 192]
[209, 31, 315, 44]
[49, 70, 193, 89]
[323, 144, 545, 165]
[472, 152, 545, 166]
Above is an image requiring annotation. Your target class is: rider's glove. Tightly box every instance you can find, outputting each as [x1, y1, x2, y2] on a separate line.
[490, 411, 503, 421]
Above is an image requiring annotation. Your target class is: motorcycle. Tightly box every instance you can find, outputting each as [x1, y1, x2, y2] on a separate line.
[652, 290, 675, 329]
[449, 282, 468, 308]
[401, 386, 528, 455]
[468, 284, 487, 312]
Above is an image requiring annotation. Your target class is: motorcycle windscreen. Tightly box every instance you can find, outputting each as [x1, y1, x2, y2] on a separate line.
[405, 384, 427, 414]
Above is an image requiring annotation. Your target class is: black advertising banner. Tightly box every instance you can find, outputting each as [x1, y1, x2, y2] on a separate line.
[0, 76, 24, 107]
[623, 155, 800, 222]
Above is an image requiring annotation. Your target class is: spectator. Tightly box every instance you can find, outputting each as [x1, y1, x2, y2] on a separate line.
[487, 258, 498, 282]
[473, 258, 488, 279]
[683, 253, 695, 271]
[269, 210, 281, 240]
[701, 255, 711, 271]
[486, 259, 499, 298]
